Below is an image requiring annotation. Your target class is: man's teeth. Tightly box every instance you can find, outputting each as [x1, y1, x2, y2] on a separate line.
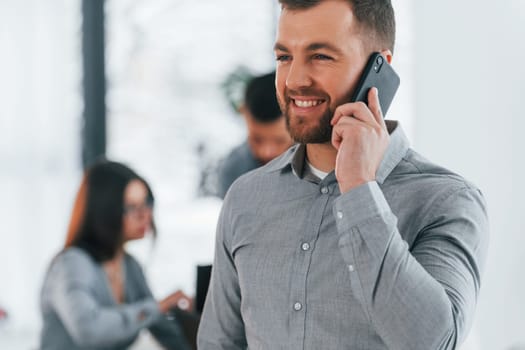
[294, 99, 323, 108]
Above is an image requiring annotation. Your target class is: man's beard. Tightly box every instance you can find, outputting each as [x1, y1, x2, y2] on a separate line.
[279, 90, 334, 144]
[285, 107, 333, 144]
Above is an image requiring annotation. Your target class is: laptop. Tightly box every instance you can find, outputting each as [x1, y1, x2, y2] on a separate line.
[195, 264, 212, 314]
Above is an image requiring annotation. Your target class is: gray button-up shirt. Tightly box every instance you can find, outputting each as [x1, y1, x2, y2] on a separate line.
[40, 247, 190, 350]
[198, 121, 489, 350]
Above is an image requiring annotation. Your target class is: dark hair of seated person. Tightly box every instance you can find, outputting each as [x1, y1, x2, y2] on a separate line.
[65, 159, 157, 262]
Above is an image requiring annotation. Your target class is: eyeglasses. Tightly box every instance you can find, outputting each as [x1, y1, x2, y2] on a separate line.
[123, 200, 154, 218]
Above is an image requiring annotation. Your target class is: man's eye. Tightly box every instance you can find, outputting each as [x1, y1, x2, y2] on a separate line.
[313, 54, 332, 60]
[276, 55, 291, 62]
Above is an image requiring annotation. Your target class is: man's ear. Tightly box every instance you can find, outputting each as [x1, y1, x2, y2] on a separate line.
[238, 104, 249, 122]
[380, 49, 393, 64]
[238, 103, 246, 115]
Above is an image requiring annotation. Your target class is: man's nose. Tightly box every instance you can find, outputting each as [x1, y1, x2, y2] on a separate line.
[286, 61, 312, 91]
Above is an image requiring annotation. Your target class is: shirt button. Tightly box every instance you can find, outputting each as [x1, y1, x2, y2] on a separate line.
[348, 264, 355, 272]
[301, 242, 310, 251]
[320, 186, 329, 194]
[293, 302, 302, 311]
[337, 211, 344, 219]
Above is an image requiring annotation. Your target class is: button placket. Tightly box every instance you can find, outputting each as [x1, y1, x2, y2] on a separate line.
[293, 302, 302, 311]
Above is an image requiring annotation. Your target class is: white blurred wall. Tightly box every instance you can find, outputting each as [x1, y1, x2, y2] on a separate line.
[0, 0, 82, 336]
[413, 1, 525, 349]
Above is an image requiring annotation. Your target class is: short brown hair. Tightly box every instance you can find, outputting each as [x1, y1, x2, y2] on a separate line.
[278, 0, 396, 54]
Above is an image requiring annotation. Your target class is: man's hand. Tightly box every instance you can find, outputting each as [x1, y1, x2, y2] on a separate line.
[331, 87, 390, 194]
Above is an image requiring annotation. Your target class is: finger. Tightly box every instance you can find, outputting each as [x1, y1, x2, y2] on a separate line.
[331, 116, 362, 149]
[331, 101, 377, 127]
[367, 87, 386, 128]
[332, 126, 342, 150]
[331, 102, 366, 126]
[331, 119, 345, 150]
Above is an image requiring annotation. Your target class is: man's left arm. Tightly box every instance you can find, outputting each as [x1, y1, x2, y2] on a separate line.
[333, 180, 488, 350]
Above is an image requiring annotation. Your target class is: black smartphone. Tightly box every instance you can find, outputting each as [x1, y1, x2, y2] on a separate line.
[350, 52, 400, 117]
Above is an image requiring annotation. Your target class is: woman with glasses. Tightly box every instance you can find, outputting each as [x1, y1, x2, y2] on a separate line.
[39, 160, 191, 350]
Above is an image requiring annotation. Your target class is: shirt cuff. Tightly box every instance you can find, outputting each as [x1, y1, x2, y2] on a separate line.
[126, 298, 163, 327]
[333, 181, 390, 232]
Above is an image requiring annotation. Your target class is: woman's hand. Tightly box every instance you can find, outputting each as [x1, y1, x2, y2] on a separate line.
[158, 290, 193, 314]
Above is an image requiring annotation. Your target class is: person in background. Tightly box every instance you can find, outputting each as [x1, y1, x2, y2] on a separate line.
[0, 306, 7, 322]
[198, 1, 489, 349]
[216, 71, 294, 198]
[39, 160, 191, 350]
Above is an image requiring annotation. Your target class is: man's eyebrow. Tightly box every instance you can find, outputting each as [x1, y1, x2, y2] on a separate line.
[273, 42, 343, 55]
[306, 42, 343, 55]
[273, 42, 289, 52]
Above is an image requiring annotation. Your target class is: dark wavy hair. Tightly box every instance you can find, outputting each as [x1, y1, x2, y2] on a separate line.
[278, 0, 396, 54]
[65, 160, 156, 262]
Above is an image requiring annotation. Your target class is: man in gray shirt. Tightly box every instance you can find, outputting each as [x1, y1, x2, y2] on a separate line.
[217, 71, 294, 199]
[198, 1, 489, 349]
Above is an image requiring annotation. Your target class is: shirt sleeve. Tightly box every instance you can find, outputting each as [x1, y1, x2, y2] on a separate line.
[197, 198, 248, 349]
[217, 165, 234, 200]
[48, 250, 162, 348]
[332, 181, 488, 350]
[126, 257, 192, 350]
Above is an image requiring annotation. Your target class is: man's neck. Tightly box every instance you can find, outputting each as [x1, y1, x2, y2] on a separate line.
[305, 142, 337, 173]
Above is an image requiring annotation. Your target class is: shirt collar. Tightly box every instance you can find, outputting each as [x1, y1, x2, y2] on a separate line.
[264, 120, 409, 184]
